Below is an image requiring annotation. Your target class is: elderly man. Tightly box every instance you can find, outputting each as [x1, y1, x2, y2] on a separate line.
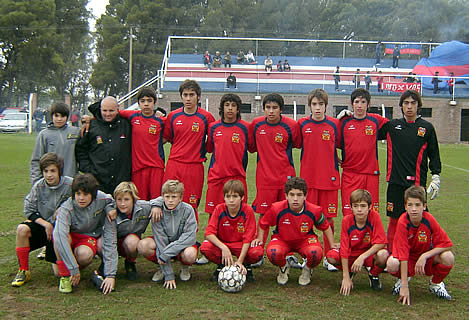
[75, 96, 132, 194]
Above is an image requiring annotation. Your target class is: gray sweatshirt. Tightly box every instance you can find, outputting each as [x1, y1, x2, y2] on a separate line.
[116, 200, 151, 239]
[30, 123, 80, 184]
[150, 197, 197, 281]
[24, 176, 73, 223]
[53, 191, 117, 277]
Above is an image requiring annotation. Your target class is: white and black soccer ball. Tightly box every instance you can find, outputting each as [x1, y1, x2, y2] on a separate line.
[218, 265, 246, 293]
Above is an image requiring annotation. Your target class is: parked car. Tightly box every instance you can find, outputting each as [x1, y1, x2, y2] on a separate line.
[0, 113, 28, 132]
[0, 108, 28, 119]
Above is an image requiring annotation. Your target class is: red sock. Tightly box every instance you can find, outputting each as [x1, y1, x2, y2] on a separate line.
[56, 260, 71, 277]
[370, 264, 385, 277]
[431, 264, 453, 284]
[16, 247, 30, 270]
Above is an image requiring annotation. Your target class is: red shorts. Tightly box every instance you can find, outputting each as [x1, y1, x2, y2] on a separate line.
[252, 187, 285, 214]
[325, 248, 374, 270]
[70, 232, 98, 256]
[390, 256, 435, 278]
[117, 233, 140, 257]
[163, 160, 204, 210]
[200, 240, 263, 265]
[266, 235, 323, 268]
[307, 188, 338, 218]
[205, 176, 247, 214]
[341, 170, 379, 216]
[132, 167, 164, 201]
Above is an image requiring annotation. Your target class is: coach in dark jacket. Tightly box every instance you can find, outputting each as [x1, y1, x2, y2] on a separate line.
[75, 96, 132, 194]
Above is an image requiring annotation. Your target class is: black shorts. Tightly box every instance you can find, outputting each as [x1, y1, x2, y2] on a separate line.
[386, 184, 408, 219]
[21, 221, 57, 263]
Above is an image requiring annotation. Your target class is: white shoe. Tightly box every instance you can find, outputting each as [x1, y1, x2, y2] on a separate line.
[277, 264, 290, 285]
[429, 281, 452, 300]
[286, 255, 304, 269]
[323, 258, 338, 272]
[298, 265, 312, 286]
[180, 265, 191, 281]
[392, 277, 411, 295]
[250, 256, 264, 268]
[37, 247, 46, 260]
[195, 256, 209, 265]
[152, 269, 164, 282]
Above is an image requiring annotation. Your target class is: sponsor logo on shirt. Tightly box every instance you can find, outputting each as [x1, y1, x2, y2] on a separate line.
[347, 125, 356, 130]
[300, 222, 309, 233]
[304, 128, 312, 134]
[363, 232, 371, 243]
[394, 124, 402, 130]
[176, 120, 183, 125]
[223, 221, 231, 227]
[365, 125, 374, 135]
[192, 122, 200, 132]
[207, 201, 214, 207]
[386, 202, 394, 212]
[120, 134, 126, 139]
[148, 125, 157, 135]
[322, 130, 331, 140]
[189, 195, 197, 204]
[282, 218, 291, 225]
[96, 136, 103, 144]
[351, 235, 359, 241]
[215, 131, 222, 137]
[327, 204, 337, 214]
[417, 127, 426, 137]
[237, 222, 245, 233]
[418, 231, 427, 242]
[274, 133, 283, 143]
[134, 119, 141, 125]
[259, 129, 266, 135]
[232, 132, 240, 143]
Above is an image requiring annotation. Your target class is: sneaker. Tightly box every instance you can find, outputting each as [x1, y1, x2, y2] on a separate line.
[287, 255, 304, 269]
[152, 269, 164, 282]
[368, 273, 382, 291]
[429, 281, 452, 300]
[392, 277, 411, 295]
[250, 257, 264, 269]
[210, 264, 224, 282]
[36, 247, 46, 260]
[124, 260, 138, 281]
[11, 269, 31, 287]
[323, 258, 338, 272]
[179, 265, 191, 281]
[277, 264, 290, 285]
[298, 265, 312, 286]
[246, 266, 255, 283]
[195, 256, 209, 265]
[59, 276, 72, 293]
[90, 271, 104, 291]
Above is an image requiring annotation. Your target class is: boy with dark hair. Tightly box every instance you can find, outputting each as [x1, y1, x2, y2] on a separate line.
[119, 86, 166, 200]
[11, 153, 73, 287]
[201, 180, 263, 282]
[252, 177, 337, 286]
[205, 94, 254, 214]
[339, 88, 388, 216]
[326, 189, 388, 295]
[53, 173, 117, 294]
[387, 186, 454, 304]
[31, 102, 80, 185]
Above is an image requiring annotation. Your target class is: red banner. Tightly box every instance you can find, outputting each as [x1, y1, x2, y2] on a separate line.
[382, 82, 421, 93]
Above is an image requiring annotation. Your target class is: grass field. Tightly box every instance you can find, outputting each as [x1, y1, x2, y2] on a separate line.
[0, 134, 468, 319]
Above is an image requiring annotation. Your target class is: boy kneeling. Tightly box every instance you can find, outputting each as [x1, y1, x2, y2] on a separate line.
[138, 180, 197, 289]
[252, 177, 338, 286]
[387, 185, 454, 304]
[53, 173, 117, 294]
[326, 189, 388, 295]
[200, 180, 263, 282]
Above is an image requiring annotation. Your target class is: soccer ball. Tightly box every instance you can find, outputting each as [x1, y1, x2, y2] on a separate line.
[218, 265, 246, 293]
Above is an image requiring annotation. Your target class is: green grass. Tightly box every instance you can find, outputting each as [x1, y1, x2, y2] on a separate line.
[0, 134, 468, 319]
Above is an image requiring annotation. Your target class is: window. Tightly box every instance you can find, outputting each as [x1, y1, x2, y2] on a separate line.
[334, 106, 348, 117]
[369, 106, 393, 119]
[283, 104, 305, 114]
[240, 103, 251, 113]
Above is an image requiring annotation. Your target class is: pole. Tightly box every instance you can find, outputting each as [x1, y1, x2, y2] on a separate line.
[128, 26, 133, 108]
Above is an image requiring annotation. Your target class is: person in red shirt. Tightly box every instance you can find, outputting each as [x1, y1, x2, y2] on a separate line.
[119, 87, 165, 200]
[339, 88, 388, 215]
[200, 180, 263, 282]
[251, 177, 337, 286]
[205, 94, 254, 214]
[326, 189, 388, 295]
[386, 186, 454, 304]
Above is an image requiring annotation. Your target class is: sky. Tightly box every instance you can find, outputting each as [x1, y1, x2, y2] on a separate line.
[87, 0, 109, 29]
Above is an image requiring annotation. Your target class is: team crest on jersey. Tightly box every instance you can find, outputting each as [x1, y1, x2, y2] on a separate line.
[237, 222, 245, 233]
[189, 195, 197, 204]
[232, 132, 240, 143]
[308, 237, 317, 244]
[386, 202, 394, 212]
[274, 133, 283, 143]
[365, 125, 374, 135]
[327, 204, 337, 214]
[363, 232, 371, 243]
[418, 231, 427, 242]
[373, 202, 379, 212]
[96, 136, 103, 144]
[192, 122, 200, 132]
[417, 127, 426, 137]
[148, 125, 157, 135]
[300, 222, 309, 233]
[322, 130, 331, 140]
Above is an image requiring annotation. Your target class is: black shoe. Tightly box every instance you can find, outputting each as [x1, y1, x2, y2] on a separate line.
[97, 262, 104, 276]
[246, 267, 255, 283]
[90, 270, 104, 291]
[125, 260, 138, 281]
[368, 273, 382, 291]
[210, 264, 224, 282]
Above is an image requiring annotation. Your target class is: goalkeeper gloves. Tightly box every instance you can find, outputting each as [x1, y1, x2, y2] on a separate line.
[427, 174, 440, 200]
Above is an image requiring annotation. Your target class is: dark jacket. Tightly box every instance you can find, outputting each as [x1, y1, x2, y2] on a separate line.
[75, 101, 132, 194]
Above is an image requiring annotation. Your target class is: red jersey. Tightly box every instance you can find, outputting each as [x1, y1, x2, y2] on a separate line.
[339, 209, 387, 259]
[339, 114, 388, 175]
[259, 200, 329, 242]
[163, 107, 215, 163]
[205, 203, 257, 244]
[119, 110, 165, 172]
[298, 115, 340, 190]
[206, 119, 254, 181]
[393, 211, 452, 261]
[250, 116, 301, 188]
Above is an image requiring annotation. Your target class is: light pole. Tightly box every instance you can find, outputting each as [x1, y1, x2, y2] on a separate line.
[128, 25, 133, 108]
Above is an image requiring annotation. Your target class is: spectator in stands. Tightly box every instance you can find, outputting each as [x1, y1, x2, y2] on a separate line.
[365, 71, 372, 91]
[448, 72, 455, 95]
[203, 51, 212, 70]
[392, 45, 400, 68]
[283, 60, 291, 71]
[226, 73, 237, 89]
[353, 69, 361, 89]
[432, 71, 442, 94]
[245, 50, 256, 64]
[264, 56, 273, 73]
[213, 51, 222, 68]
[334, 66, 341, 92]
[375, 41, 382, 65]
[237, 51, 246, 64]
[277, 60, 283, 72]
[377, 71, 384, 92]
[404, 72, 415, 83]
[223, 51, 232, 68]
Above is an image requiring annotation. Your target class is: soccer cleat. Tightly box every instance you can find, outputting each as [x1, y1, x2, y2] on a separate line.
[250, 256, 264, 268]
[286, 255, 304, 269]
[59, 276, 72, 293]
[429, 281, 452, 300]
[246, 266, 255, 283]
[124, 260, 138, 281]
[323, 258, 338, 272]
[152, 269, 164, 282]
[11, 269, 31, 287]
[298, 265, 312, 286]
[36, 247, 46, 260]
[368, 273, 382, 291]
[195, 256, 209, 265]
[277, 264, 290, 285]
[391, 278, 401, 296]
[210, 264, 224, 282]
[179, 265, 191, 281]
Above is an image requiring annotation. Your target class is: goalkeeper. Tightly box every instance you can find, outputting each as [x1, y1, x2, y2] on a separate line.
[378, 90, 441, 252]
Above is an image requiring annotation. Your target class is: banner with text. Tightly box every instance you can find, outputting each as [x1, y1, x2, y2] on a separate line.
[382, 82, 422, 92]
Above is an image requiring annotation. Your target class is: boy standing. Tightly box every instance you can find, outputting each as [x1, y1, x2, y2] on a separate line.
[326, 189, 388, 295]
[11, 153, 73, 287]
[387, 186, 454, 304]
[252, 177, 337, 286]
